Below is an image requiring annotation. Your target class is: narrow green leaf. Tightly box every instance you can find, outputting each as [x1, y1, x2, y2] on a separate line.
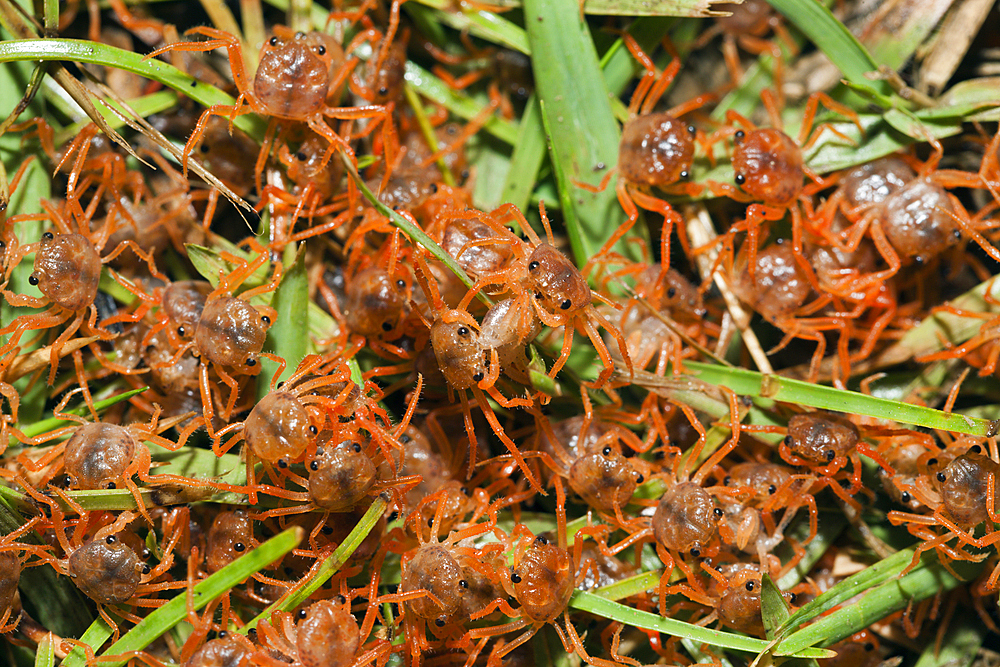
[473, 0, 728, 16]
[760, 573, 789, 640]
[763, 0, 893, 101]
[33, 632, 54, 667]
[55, 91, 180, 145]
[16, 387, 149, 441]
[524, 0, 632, 266]
[86, 527, 303, 667]
[592, 569, 663, 601]
[410, 0, 530, 54]
[861, 0, 953, 71]
[673, 361, 999, 436]
[569, 591, 833, 659]
[260, 245, 309, 395]
[60, 616, 116, 667]
[775, 551, 981, 654]
[0, 39, 267, 140]
[913, 609, 985, 667]
[240, 496, 387, 632]
[499, 95, 545, 210]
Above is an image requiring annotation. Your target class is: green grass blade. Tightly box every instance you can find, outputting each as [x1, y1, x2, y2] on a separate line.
[55, 91, 179, 145]
[409, 0, 530, 54]
[16, 387, 148, 441]
[499, 94, 545, 210]
[340, 153, 491, 306]
[591, 569, 664, 601]
[60, 616, 116, 667]
[475, 0, 727, 16]
[775, 551, 981, 654]
[0, 39, 267, 141]
[674, 361, 999, 436]
[260, 244, 309, 395]
[763, 0, 893, 101]
[914, 609, 985, 667]
[83, 527, 303, 667]
[33, 632, 54, 667]
[760, 573, 789, 640]
[240, 496, 387, 632]
[569, 591, 833, 659]
[524, 0, 632, 266]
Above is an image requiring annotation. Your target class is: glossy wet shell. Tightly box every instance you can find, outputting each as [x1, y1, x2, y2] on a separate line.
[732, 129, 803, 205]
[32, 232, 101, 311]
[162, 281, 213, 335]
[568, 449, 638, 512]
[512, 542, 574, 623]
[245, 392, 312, 463]
[523, 244, 592, 315]
[841, 156, 915, 208]
[455, 551, 503, 620]
[408, 481, 470, 541]
[640, 265, 706, 318]
[206, 510, 253, 573]
[429, 318, 487, 390]
[652, 482, 717, 553]
[69, 538, 141, 604]
[182, 636, 249, 667]
[937, 453, 1000, 529]
[368, 42, 407, 104]
[733, 243, 810, 322]
[726, 462, 792, 498]
[0, 551, 19, 617]
[881, 178, 959, 263]
[63, 423, 136, 490]
[717, 576, 763, 635]
[254, 31, 343, 118]
[401, 543, 463, 619]
[145, 332, 201, 395]
[345, 267, 407, 336]
[194, 296, 271, 371]
[286, 137, 342, 197]
[809, 238, 877, 292]
[619, 114, 695, 188]
[309, 440, 376, 511]
[441, 216, 514, 280]
[297, 599, 361, 667]
[786, 413, 859, 463]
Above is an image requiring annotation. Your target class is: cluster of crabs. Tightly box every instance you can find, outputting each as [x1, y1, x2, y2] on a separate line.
[2, 0, 1000, 665]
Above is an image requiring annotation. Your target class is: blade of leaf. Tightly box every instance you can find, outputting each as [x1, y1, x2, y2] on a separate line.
[240, 496, 387, 633]
[471, 0, 731, 16]
[16, 387, 148, 441]
[913, 607, 985, 667]
[260, 243, 309, 395]
[409, 0, 530, 54]
[523, 0, 636, 266]
[760, 573, 790, 640]
[569, 591, 833, 659]
[33, 633, 54, 667]
[79, 527, 303, 667]
[763, 0, 893, 101]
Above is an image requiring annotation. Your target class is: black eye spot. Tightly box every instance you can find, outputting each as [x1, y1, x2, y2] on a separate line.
[635, 474, 644, 484]
[666, 287, 677, 298]
[535, 535, 548, 545]
[269, 36, 278, 46]
[825, 450, 836, 461]
[864, 642, 874, 651]
[472, 372, 484, 382]
[784, 435, 793, 446]
[396, 279, 406, 289]
[723, 476, 732, 485]
[261, 315, 271, 324]
[28, 275, 38, 286]
[142, 564, 151, 574]
[602, 446, 612, 456]
[953, 229, 962, 240]
[316, 45, 326, 55]
[246, 357, 257, 366]
[353, 443, 363, 453]
[914, 255, 924, 265]
[900, 491, 911, 503]
[200, 144, 211, 153]
[310, 460, 320, 471]
[927, 458, 938, 466]
[972, 445, 982, 453]
[321, 525, 333, 535]
[745, 580, 755, 591]
[435, 618, 446, 627]
[529, 261, 539, 271]
[297, 151, 308, 161]
[177, 326, 186, 336]
[378, 86, 389, 96]
[457, 326, 469, 336]
[937, 472, 946, 482]
[690, 548, 701, 558]
[510, 573, 522, 583]
[734, 174, 746, 185]
[297, 609, 308, 620]
[400, 434, 411, 443]
[309, 425, 318, 435]
[105, 536, 116, 544]
[788, 593, 797, 604]
[768, 484, 777, 494]
[560, 299, 572, 310]
[106, 482, 116, 489]
[381, 321, 393, 332]
[687, 125, 696, 135]
[679, 170, 690, 180]
[42, 231, 54, 240]
[234, 542, 246, 552]
[429, 183, 438, 194]
[734, 130, 745, 142]
[459, 579, 468, 588]
[218, 630, 228, 638]
[713, 508, 723, 517]
[278, 459, 288, 468]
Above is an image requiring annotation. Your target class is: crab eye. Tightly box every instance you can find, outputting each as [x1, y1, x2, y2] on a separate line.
[28, 274, 38, 286]
[602, 446, 612, 456]
[269, 36, 278, 46]
[297, 151, 308, 161]
[353, 442, 363, 453]
[246, 357, 257, 366]
[457, 326, 469, 336]
[529, 261, 539, 271]
[745, 580, 755, 591]
[734, 174, 746, 185]
[560, 299, 572, 310]
[42, 231, 54, 240]
[261, 315, 271, 324]
[734, 129, 745, 142]
[316, 45, 326, 55]
[666, 287, 677, 298]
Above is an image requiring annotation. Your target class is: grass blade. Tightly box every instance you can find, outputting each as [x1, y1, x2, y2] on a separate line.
[16, 388, 149, 441]
[79, 527, 304, 667]
[260, 244, 309, 395]
[569, 591, 833, 658]
[760, 573, 790, 640]
[523, 0, 633, 266]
